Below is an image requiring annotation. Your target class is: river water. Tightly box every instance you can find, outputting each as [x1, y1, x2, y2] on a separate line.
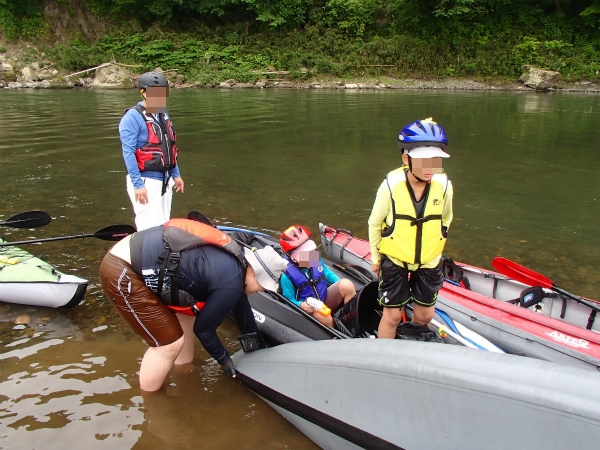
[0, 88, 599, 449]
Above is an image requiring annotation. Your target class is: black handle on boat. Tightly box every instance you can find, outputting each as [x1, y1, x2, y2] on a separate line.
[333, 263, 376, 284]
[492, 257, 600, 314]
[0, 224, 137, 247]
[0, 211, 52, 229]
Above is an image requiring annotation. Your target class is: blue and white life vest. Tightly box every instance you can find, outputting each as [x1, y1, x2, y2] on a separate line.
[284, 262, 328, 302]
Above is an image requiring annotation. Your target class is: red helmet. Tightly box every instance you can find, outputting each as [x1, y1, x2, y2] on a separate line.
[279, 225, 311, 253]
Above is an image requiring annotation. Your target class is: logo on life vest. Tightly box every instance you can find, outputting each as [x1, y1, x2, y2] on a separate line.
[433, 199, 441, 206]
[546, 330, 590, 349]
[252, 308, 265, 324]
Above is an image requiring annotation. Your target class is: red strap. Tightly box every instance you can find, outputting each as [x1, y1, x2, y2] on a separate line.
[167, 302, 206, 316]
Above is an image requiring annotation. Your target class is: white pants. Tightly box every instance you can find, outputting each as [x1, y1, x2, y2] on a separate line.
[126, 175, 174, 231]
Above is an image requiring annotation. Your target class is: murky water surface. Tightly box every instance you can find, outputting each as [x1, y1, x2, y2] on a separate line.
[0, 88, 599, 449]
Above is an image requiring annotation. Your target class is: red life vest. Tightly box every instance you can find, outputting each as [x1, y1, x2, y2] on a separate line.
[130, 105, 178, 173]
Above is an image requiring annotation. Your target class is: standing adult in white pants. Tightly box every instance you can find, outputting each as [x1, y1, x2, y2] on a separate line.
[119, 72, 184, 231]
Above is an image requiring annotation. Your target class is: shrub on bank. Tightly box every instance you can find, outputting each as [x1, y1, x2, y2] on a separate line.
[2, 0, 600, 83]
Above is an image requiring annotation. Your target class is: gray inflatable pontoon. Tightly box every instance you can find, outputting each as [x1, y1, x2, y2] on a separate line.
[232, 339, 600, 450]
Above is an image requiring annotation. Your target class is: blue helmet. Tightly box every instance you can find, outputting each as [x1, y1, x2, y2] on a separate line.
[398, 118, 448, 151]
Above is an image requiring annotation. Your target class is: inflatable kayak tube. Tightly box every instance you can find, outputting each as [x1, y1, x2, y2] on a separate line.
[0, 243, 87, 308]
[232, 339, 600, 450]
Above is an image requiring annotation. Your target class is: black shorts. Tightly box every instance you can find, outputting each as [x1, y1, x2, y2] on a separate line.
[377, 257, 443, 308]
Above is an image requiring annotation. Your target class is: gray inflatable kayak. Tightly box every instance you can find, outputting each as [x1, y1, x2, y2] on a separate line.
[232, 339, 600, 450]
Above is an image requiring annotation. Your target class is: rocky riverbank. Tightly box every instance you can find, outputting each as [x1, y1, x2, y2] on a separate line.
[2, 44, 600, 93]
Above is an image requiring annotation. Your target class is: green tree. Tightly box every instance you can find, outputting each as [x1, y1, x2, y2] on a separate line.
[0, 0, 44, 38]
[580, 0, 600, 26]
[319, 0, 381, 36]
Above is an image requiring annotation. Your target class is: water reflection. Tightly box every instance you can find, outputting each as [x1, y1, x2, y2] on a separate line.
[0, 336, 144, 450]
[136, 362, 303, 450]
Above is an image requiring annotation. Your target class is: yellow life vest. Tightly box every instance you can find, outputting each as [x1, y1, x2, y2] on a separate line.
[378, 168, 449, 265]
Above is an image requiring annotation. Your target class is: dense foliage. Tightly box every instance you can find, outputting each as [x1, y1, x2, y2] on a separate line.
[0, 0, 45, 38]
[1, 0, 600, 81]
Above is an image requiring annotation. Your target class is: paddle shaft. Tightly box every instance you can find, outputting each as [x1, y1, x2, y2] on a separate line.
[0, 233, 99, 246]
[0, 224, 136, 247]
[1, 217, 46, 227]
[430, 318, 478, 349]
[550, 285, 600, 313]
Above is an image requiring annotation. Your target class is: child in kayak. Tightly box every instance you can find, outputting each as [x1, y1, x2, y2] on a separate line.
[279, 225, 356, 328]
[368, 118, 454, 341]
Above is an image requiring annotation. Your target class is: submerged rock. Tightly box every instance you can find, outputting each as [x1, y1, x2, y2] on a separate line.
[14, 315, 30, 325]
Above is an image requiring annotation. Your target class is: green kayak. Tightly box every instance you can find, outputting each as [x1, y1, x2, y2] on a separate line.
[0, 239, 87, 308]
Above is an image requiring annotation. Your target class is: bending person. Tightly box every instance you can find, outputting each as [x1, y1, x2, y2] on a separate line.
[279, 225, 356, 328]
[99, 218, 288, 391]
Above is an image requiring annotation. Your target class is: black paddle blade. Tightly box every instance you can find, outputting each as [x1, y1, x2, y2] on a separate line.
[0, 211, 52, 228]
[187, 210, 214, 227]
[93, 224, 137, 241]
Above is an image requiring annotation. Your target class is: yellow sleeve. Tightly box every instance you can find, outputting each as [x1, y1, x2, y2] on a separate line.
[442, 179, 453, 229]
[368, 181, 392, 265]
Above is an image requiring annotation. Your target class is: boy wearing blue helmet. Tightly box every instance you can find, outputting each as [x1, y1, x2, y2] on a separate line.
[368, 118, 454, 341]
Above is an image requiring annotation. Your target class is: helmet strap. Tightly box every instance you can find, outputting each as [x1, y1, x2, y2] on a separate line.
[407, 156, 427, 184]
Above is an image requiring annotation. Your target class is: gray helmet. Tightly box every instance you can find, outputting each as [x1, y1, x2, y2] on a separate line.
[138, 72, 169, 89]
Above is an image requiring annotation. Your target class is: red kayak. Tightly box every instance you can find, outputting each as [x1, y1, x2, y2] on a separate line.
[319, 223, 600, 371]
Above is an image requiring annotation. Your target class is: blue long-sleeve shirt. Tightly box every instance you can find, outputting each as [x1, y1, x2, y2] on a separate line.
[280, 260, 340, 307]
[119, 102, 181, 190]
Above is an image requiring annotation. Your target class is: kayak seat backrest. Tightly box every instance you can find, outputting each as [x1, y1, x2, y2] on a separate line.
[519, 286, 545, 308]
[334, 281, 381, 337]
[503, 287, 545, 307]
[357, 281, 382, 336]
